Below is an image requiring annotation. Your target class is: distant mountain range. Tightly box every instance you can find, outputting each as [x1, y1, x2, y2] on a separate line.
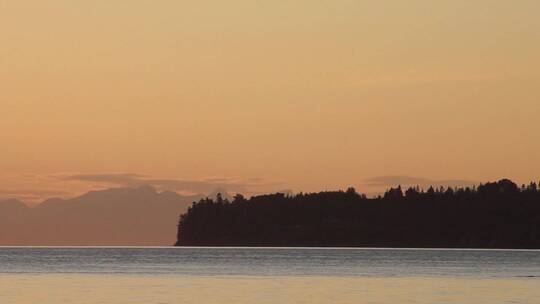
[0, 185, 210, 246]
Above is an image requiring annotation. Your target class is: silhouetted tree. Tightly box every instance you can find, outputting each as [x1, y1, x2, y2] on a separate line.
[176, 179, 540, 249]
[384, 185, 403, 200]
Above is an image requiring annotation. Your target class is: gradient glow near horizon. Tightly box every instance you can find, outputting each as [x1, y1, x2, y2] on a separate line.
[1, 1, 539, 203]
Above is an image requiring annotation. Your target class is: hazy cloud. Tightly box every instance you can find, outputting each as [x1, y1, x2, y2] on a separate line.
[57, 173, 146, 185]
[56, 173, 275, 195]
[0, 189, 68, 196]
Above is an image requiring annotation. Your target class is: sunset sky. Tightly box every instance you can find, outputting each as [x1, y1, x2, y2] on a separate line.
[1, 1, 539, 204]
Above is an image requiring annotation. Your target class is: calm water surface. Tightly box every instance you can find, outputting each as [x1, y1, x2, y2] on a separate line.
[1, 247, 539, 303]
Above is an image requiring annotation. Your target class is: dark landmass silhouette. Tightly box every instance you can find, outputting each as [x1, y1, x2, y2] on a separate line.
[176, 179, 540, 249]
[0, 185, 201, 246]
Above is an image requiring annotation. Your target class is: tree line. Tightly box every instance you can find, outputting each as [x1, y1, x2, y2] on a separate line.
[176, 179, 540, 248]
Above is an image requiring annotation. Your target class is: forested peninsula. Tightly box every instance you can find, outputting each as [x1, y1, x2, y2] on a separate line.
[175, 179, 540, 249]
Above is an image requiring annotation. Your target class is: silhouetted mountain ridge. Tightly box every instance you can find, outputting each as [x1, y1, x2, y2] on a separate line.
[0, 199, 28, 213]
[0, 185, 209, 245]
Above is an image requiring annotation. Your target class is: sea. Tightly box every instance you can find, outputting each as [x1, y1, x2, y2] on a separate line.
[1, 247, 539, 303]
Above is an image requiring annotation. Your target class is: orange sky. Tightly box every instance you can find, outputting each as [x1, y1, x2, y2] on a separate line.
[1, 1, 539, 204]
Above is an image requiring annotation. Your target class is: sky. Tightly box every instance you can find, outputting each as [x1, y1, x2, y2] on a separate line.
[1, 1, 539, 204]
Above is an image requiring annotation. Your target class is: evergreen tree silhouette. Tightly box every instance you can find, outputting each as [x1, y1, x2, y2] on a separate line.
[175, 179, 540, 249]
